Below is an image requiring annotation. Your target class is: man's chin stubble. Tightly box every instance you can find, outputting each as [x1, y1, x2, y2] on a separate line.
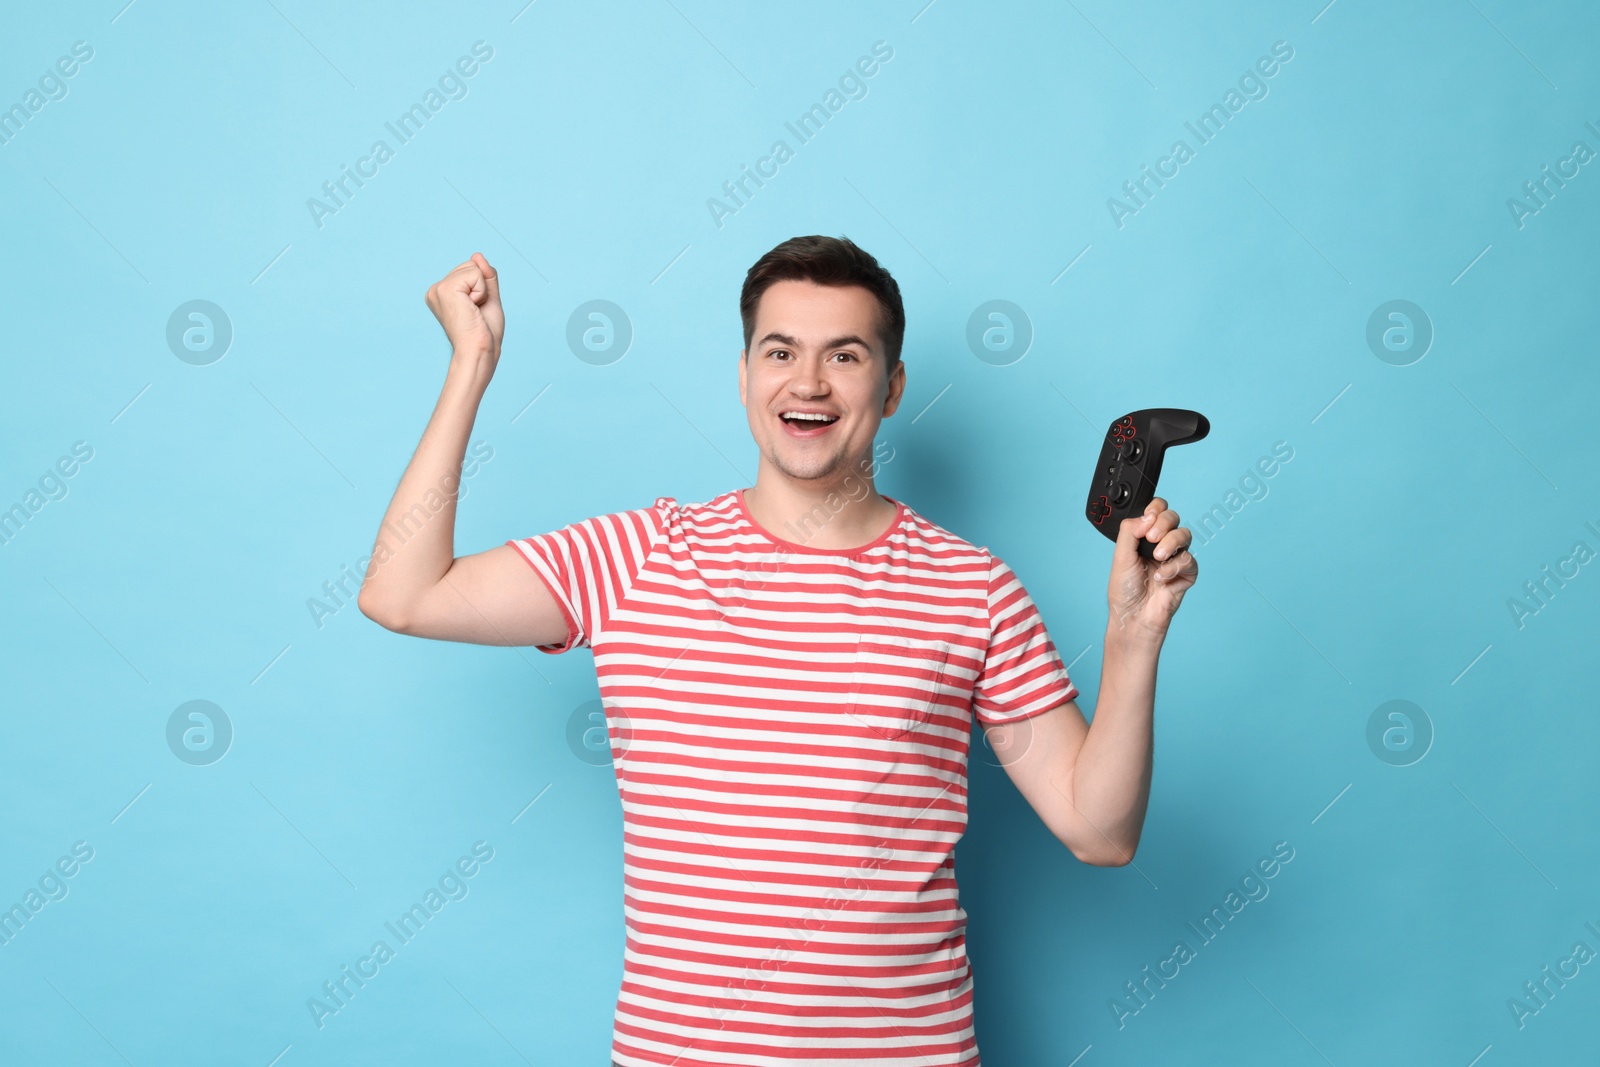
[769, 444, 848, 484]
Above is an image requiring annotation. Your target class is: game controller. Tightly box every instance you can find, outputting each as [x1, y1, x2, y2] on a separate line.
[1085, 408, 1210, 559]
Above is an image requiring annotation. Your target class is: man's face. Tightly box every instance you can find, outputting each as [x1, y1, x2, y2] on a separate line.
[738, 279, 905, 487]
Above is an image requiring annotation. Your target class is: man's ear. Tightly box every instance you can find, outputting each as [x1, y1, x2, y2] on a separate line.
[881, 359, 905, 417]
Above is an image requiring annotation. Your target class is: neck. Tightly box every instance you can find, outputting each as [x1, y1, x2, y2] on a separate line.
[744, 466, 895, 551]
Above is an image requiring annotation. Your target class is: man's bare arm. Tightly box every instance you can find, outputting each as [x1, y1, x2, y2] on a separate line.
[984, 500, 1195, 866]
[355, 252, 568, 648]
[984, 628, 1158, 867]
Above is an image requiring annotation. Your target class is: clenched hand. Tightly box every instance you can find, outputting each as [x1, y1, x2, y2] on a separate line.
[425, 252, 505, 372]
[1108, 495, 1198, 643]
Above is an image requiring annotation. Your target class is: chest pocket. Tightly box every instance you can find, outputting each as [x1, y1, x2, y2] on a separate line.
[847, 633, 955, 741]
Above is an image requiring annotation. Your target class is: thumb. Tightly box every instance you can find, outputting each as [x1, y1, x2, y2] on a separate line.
[474, 253, 500, 306]
[1114, 504, 1156, 568]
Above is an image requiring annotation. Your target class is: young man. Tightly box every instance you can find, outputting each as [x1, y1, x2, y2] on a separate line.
[357, 236, 1197, 1066]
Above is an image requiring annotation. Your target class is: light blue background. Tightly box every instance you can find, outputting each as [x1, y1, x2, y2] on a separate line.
[2, 1, 1597, 1063]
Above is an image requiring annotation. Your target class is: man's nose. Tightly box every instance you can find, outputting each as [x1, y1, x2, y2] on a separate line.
[789, 353, 829, 395]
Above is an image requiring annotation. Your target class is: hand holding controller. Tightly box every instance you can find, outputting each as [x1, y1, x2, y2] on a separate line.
[1085, 408, 1210, 558]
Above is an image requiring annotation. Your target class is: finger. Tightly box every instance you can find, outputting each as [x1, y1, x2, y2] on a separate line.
[1145, 507, 1178, 544]
[452, 263, 486, 303]
[474, 253, 501, 306]
[1116, 503, 1160, 566]
[1154, 545, 1195, 582]
[441, 260, 480, 287]
[441, 259, 478, 286]
[427, 260, 480, 308]
[1152, 525, 1192, 561]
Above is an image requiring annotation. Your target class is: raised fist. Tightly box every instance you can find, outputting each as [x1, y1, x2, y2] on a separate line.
[424, 252, 505, 365]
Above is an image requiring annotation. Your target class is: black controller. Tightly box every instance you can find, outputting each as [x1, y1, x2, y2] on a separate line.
[1085, 408, 1210, 558]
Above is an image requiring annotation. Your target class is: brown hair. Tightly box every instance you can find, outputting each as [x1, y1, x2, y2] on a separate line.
[740, 235, 905, 380]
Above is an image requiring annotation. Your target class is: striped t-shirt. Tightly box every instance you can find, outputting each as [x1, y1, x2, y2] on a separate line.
[506, 488, 1077, 1067]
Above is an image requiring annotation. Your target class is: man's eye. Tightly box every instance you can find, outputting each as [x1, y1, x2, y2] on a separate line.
[833, 352, 856, 362]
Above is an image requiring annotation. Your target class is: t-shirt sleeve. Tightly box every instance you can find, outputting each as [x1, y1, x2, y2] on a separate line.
[503, 496, 673, 654]
[972, 553, 1079, 725]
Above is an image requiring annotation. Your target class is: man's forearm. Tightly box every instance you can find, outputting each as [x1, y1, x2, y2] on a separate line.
[1067, 626, 1162, 864]
[356, 354, 490, 623]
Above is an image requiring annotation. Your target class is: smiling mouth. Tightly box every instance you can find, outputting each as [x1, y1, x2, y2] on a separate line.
[779, 412, 840, 435]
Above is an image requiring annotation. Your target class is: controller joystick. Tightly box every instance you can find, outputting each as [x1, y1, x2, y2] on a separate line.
[1084, 408, 1210, 559]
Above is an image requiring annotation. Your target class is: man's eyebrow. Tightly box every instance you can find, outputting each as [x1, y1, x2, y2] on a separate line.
[756, 331, 875, 353]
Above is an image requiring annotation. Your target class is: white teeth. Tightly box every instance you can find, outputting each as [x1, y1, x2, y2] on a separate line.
[782, 412, 836, 421]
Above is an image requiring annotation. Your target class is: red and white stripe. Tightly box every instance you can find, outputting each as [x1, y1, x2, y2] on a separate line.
[508, 489, 1077, 1066]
